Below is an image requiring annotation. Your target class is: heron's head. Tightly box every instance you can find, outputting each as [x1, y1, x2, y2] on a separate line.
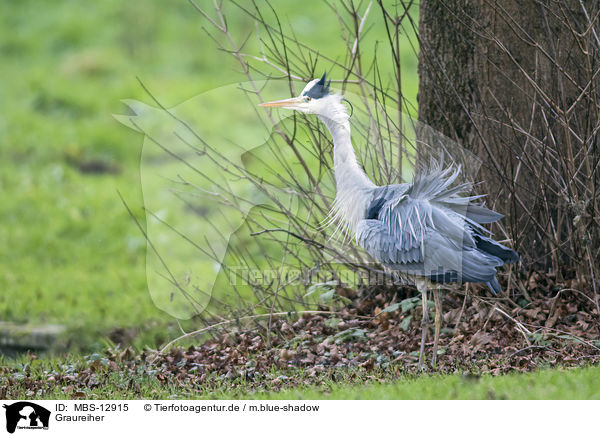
[259, 73, 346, 120]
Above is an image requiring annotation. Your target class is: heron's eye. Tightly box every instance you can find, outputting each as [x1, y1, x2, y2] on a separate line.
[304, 96, 311, 102]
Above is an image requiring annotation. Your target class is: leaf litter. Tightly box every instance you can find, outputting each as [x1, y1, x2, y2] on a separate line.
[1, 273, 599, 397]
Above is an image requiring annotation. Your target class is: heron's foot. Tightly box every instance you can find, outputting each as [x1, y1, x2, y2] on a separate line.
[431, 329, 440, 368]
[432, 287, 442, 369]
[417, 353, 426, 372]
[431, 320, 440, 368]
[418, 323, 428, 371]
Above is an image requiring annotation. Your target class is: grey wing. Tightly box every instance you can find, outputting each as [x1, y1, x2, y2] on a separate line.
[356, 219, 503, 282]
[355, 165, 517, 291]
[356, 218, 424, 265]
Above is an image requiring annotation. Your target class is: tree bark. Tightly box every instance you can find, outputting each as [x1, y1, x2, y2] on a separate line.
[418, 0, 599, 278]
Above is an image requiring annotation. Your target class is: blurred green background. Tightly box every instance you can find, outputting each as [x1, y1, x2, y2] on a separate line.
[0, 0, 417, 351]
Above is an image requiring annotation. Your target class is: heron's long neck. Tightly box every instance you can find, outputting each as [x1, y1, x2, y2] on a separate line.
[319, 109, 375, 231]
[319, 114, 374, 194]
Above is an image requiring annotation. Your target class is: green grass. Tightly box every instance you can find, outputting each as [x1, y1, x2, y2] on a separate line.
[0, 0, 223, 349]
[0, 0, 418, 350]
[255, 366, 600, 400]
[4, 350, 599, 399]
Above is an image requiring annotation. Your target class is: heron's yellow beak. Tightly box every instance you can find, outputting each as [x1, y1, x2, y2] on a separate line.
[259, 97, 304, 108]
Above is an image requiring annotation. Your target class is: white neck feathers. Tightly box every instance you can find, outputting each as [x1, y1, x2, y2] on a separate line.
[317, 99, 375, 236]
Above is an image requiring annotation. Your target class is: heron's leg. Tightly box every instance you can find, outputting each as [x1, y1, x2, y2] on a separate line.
[418, 284, 429, 371]
[432, 286, 442, 367]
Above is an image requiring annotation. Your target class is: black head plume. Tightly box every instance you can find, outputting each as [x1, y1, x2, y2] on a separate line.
[304, 72, 331, 99]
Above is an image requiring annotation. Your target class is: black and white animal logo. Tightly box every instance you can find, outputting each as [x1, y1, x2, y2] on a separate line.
[3, 402, 50, 433]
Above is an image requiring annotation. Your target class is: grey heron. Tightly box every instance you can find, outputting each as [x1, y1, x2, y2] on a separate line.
[260, 73, 519, 369]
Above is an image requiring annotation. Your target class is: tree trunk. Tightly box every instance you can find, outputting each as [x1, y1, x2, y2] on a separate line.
[418, 0, 600, 281]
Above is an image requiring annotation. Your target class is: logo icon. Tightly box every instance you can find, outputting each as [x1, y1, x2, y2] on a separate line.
[3, 402, 50, 433]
